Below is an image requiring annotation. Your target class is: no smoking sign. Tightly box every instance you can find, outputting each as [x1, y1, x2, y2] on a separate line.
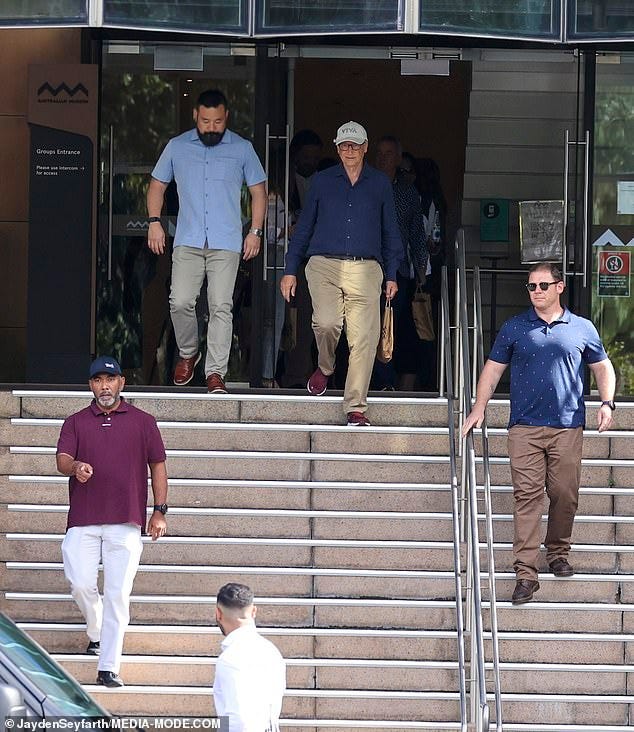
[598, 251, 630, 297]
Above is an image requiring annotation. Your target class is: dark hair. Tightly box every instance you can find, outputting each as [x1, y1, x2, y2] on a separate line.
[196, 89, 228, 110]
[217, 582, 254, 608]
[401, 152, 416, 171]
[290, 129, 323, 157]
[376, 135, 402, 155]
[528, 262, 563, 281]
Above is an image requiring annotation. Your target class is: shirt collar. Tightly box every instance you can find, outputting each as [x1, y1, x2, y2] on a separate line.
[89, 396, 129, 416]
[335, 160, 370, 181]
[220, 622, 258, 651]
[528, 306, 570, 324]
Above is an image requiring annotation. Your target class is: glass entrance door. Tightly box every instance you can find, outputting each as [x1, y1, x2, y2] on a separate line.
[590, 53, 634, 396]
[97, 43, 260, 385]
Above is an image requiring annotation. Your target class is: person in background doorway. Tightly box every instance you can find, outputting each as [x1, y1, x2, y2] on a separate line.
[372, 135, 429, 391]
[280, 121, 402, 426]
[262, 183, 286, 387]
[213, 583, 286, 732]
[147, 89, 267, 394]
[280, 130, 324, 389]
[462, 264, 616, 605]
[57, 356, 167, 687]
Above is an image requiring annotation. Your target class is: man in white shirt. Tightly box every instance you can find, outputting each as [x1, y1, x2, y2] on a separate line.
[213, 583, 286, 732]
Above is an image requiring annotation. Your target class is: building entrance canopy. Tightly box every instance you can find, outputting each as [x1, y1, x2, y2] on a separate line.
[2, 0, 634, 43]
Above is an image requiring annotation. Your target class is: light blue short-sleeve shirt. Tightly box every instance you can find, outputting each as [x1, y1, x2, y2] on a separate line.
[151, 128, 266, 252]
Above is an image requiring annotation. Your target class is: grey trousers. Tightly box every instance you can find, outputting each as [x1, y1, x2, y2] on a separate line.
[169, 245, 240, 378]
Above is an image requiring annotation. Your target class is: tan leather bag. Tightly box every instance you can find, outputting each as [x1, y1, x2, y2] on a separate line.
[412, 285, 435, 341]
[376, 299, 394, 363]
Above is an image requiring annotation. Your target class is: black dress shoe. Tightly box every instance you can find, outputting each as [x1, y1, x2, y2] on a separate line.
[511, 579, 540, 605]
[86, 641, 100, 656]
[96, 671, 124, 688]
[549, 557, 574, 577]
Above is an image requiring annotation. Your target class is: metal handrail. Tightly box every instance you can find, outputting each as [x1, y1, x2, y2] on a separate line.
[453, 229, 503, 731]
[474, 265, 504, 731]
[440, 266, 468, 731]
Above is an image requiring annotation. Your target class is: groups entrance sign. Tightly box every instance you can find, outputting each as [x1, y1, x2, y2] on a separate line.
[598, 251, 631, 297]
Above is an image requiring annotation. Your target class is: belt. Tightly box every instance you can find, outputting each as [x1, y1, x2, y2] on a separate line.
[321, 254, 376, 262]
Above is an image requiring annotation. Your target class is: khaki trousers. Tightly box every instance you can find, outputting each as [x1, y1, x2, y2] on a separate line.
[305, 255, 383, 415]
[170, 245, 240, 378]
[508, 425, 583, 581]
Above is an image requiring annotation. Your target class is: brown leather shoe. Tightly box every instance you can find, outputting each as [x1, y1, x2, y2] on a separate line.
[206, 373, 228, 394]
[511, 579, 540, 605]
[173, 354, 200, 386]
[549, 557, 574, 577]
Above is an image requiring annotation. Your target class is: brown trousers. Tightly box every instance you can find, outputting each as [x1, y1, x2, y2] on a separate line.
[507, 425, 583, 581]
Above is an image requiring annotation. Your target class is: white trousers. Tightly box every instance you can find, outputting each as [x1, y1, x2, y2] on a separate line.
[62, 524, 143, 673]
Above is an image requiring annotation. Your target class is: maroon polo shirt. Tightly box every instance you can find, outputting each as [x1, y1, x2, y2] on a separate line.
[57, 398, 166, 530]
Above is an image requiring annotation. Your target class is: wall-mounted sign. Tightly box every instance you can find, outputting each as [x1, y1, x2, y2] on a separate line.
[519, 200, 564, 263]
[598, 251, 630, 297]
[480, 199, 509, 242]
[27, 64, 98, 382]
[617, 181, 634, 215]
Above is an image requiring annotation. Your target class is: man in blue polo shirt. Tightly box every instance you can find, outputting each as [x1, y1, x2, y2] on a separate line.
[280, 121, 403, 426]
[147, 89, 267, 393]
[462, 263, 616, 604]
[57, 356, 167, 687]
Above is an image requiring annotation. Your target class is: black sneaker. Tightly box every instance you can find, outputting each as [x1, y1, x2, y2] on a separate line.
[86, 640, 100, 656]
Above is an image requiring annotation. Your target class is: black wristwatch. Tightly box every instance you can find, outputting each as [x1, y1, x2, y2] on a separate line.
[148, 216, 161, 224]
[601, 400, 616, 411]
[153, 503, 168, 514]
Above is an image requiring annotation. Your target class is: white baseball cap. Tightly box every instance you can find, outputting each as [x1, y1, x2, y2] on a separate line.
[333, 121, 368, 146]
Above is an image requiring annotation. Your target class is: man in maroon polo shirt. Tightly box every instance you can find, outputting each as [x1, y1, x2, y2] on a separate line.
[56, 356, 167, 688]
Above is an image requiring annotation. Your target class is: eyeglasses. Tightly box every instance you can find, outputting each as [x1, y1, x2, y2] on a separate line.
[525, 281, 560, 292]
[338, 142, 363, 151]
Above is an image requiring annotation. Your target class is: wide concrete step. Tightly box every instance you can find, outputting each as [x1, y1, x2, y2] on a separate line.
[4, 418, 453, 456]
[53, 655, 633, 695]
[3, 475, 626, 515]
[8, 445, 634, 487]
[57, 654, 461, 690]
[11, 391, 453, 427]
[77, 685, 634, 726]
[7, 417, 631, 460]
[3, 503, 628, 544]
[4, 447, 454, 484]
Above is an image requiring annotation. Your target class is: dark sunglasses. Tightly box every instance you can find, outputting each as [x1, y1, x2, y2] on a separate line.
[526, 281, 560, 292]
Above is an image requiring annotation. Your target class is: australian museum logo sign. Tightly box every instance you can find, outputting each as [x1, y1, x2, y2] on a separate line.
[37, 81, 89, 104]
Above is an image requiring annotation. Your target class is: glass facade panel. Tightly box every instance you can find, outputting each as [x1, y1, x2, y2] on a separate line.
[571, 1, 634, 38]
[257, 0, 400, 34]
[591, 55, 634, 396]
[0, 0, 86, 24]
[419, 0, 558, 38]
[98, 47, 258, 385]
[104, 0, 246, 32]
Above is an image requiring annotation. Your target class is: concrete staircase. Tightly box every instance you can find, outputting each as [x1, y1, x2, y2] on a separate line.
[1, 388, 634, 731]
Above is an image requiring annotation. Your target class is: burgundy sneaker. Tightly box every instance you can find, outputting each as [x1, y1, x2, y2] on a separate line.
[173, 353, 201, 386]
[206, 373, 228, 394]
[307, 368, 328, 396]
[347, 411, 371, 427]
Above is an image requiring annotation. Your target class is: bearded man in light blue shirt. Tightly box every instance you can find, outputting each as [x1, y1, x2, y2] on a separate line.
[147, 89, 267, 393]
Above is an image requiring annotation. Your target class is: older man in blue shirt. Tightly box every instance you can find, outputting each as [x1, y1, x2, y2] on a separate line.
[281, 121, 403, 426]
[147, 89, 267, 393]
[463, 263, 616, 604]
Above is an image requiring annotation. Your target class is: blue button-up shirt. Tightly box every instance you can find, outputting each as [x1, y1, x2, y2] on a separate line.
[489, 307, 608, 429]
[151, 128, 266, 252]
[283, 162, 404, 282]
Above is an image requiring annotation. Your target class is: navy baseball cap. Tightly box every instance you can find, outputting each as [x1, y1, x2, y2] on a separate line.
[89, 356, 122, 378]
